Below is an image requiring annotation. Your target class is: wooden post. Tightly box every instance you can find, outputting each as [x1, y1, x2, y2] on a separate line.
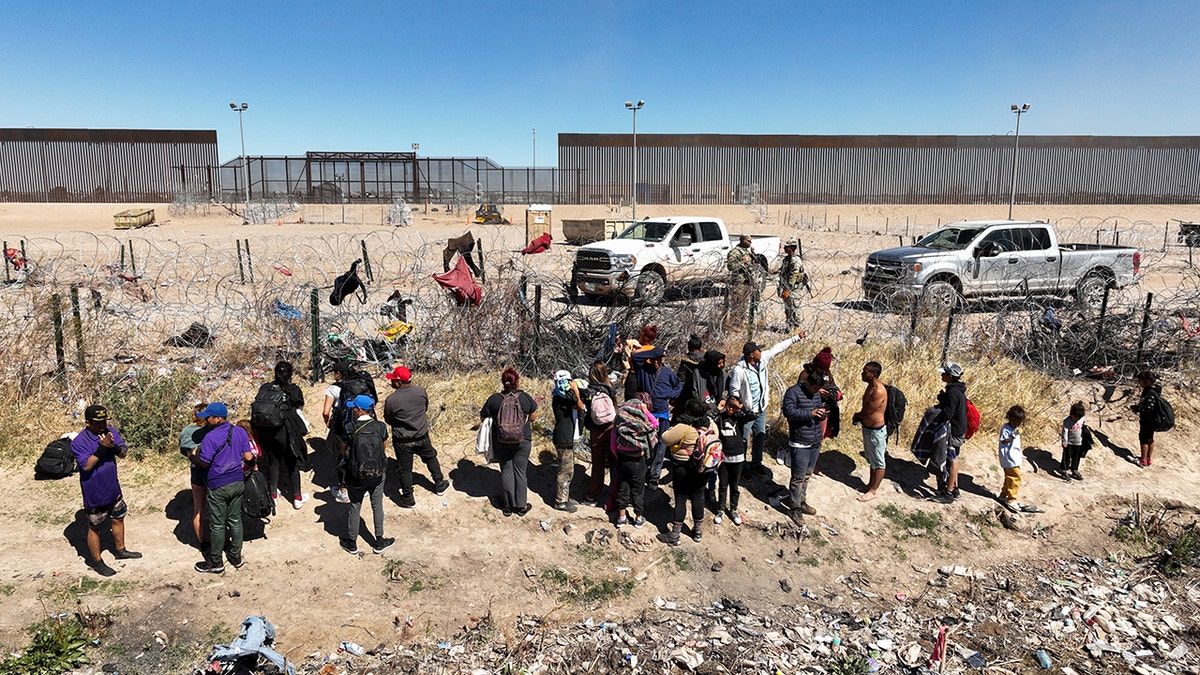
[310, 288, 321, 383]
[940, 308, 955, 364]
[1163, 222, 1170, 252]
[236, 240, 245, 284]
[1095, 230, 1101, 245]
[128, 241, 136, 276]
[1, 241, 8, 284]
[1115, 231, 1121, 247]
[1135, 293, 1154, 365]
[51, 293, 65, 377]
[360, 239, 373, 282]
[69, 285, 85, 371]
[244, 239, 255, 283]
[897, 235, 903, 247]
[1097, 286, 1111, 347]
[477, 239, 486, 282]
[120, 245, 126, 273]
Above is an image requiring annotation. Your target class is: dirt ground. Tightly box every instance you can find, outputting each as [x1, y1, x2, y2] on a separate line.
[1, 201, 1199, 672]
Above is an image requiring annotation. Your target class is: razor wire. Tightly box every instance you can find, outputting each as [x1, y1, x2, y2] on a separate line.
[0, 218, 1197, 427]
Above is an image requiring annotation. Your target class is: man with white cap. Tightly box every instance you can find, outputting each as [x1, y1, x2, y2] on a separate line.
[933, 362, 968, 502]
[551, 369, 586, 512]
[777, 238, 807, 329]
[383, 365, 449, 508]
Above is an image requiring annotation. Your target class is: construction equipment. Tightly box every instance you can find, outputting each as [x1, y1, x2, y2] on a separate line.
[473, 204, 509, 225]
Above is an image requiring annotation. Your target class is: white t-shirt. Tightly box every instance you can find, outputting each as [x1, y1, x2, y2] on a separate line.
[998, 423, 1023, 469]
[325, 384, 341, 400]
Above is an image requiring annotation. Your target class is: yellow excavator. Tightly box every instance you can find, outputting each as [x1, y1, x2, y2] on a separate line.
[472, 204, 510, 225]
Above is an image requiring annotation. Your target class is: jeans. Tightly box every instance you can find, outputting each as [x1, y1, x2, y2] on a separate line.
[718, 459, 745, 511]
[495, 440, 531, 509]
[744, 409, 767, 465]
[586, 427, 611, 502]
[648, 414, 670, 479]
[347, 479, 385, 542]
[670, 461, 706, 525]
[206, 481, 244, 565]
[786, 444, 821, 507]
[554, 443, 575, 505]
[263, 437, 300, 500]
[615, 454, 646, 515]
[393, 435, 444, 497]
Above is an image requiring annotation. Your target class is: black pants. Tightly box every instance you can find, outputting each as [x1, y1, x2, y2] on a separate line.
[670, 461, 706, 525]
[1061, 444, 1083, 471]
[394, 435, 444, 496]
[615, 454, 646, 515]
[260, 427, 300, 500]
[717, 460, 745, 511]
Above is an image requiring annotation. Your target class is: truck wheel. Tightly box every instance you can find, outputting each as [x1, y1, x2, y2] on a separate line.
[635, 271, 666, 306]
[1075, 273, 1109, 310]
[919, 281, 960, 314]
[583, 293, 608, 304]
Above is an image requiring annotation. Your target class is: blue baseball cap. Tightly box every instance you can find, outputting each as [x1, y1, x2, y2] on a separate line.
[350, 395, 375, 410]
[197, 402, 229, 418]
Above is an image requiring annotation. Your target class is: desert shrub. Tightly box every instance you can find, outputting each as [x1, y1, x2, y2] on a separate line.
[0, 616, 90, 675]
[103, 368, 200, 454]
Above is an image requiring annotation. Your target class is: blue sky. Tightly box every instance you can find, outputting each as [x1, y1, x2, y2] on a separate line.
[3, 1, 1197, 166]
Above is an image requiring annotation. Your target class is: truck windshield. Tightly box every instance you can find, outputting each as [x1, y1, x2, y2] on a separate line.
[616, 222, 673, 242]
[916, 227, 985, 251]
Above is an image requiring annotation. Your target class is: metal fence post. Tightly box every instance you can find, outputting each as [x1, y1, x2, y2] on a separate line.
[940, 308, 955, 364]
[1135, 293, 1154, 365]
[51, 293, 65, 377]
[477, 239, 486, 282]
[244, 239, 254, 283]
[360, 240, 374, 282]
[128, 241, 136, 276]
[1, 241, 8, 284]
[533, 284, 542, 363]
[1097, 286, 1111, 348]
[310, 288, 321, 383]
[69, 285, 85, 371]
[236, 240, 245, 284]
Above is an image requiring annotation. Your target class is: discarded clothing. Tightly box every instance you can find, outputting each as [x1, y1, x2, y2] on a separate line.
[444, 231, 483, 278]
[273, 299, 302, 320]
[203, 615, 294, 675]
[433, 256, 482, 306]
[165, 322, 213, 348]
[330, 259, 367, 306]
[521, 232, 552, 255]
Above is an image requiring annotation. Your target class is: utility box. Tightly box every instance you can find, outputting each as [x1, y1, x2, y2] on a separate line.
[525, 204, 552, 243]
[113, 208, 155, 230]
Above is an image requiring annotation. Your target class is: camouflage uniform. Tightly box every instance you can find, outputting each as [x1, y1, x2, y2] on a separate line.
[777, 250, 806, 328]
[725, 242, 757, 326]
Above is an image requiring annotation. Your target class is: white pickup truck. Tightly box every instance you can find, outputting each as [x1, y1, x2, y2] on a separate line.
[572, 217, 782, 304]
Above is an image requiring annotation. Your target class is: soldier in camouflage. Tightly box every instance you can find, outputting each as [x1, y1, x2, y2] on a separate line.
[777, 238, 807, 328]
[725, 234, 758, 327]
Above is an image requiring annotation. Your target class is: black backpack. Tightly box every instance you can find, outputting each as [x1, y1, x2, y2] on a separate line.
[333, 375, 373, 437]
[242, 468, 275, 519]
[250, 382, 290, 429]
[1154, 396, 1176, 432]
[884, 384, 907, 439]
[348, 419, 387, 484]
[35, 437, 76, 479]
[330, 260, 367, 306]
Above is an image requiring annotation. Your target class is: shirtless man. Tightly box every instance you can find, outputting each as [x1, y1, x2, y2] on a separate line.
[851, 361, 888, 502]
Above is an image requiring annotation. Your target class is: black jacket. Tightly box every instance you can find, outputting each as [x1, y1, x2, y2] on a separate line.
[935, 381, 968, 438]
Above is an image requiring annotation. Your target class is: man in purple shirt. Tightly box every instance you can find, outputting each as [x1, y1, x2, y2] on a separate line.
[71, 404, 142, 577]
[191, 402, 254, 574]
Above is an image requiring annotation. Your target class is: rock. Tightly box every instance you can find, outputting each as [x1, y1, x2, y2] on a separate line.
[539, 519, 552, 532]
[780, 579, 793, 593]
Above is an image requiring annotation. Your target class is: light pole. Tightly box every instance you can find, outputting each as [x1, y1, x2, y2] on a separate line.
[532, 127, 536, 200]
[228, 102, 250, 221]
[625, 100, 645, 220]
[1008, 103, 1030, 220]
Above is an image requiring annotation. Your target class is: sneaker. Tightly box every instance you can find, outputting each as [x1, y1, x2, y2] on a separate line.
[554, 500, 579, 513]
[271, 490, 280, 501]
[798, 502, 817, 516]
[1138, 458, 1150, 467]
[788, 509, 806, 528]
[333, 487, 350, 504]
[713, 511, 724, 525]
[433, 479, 451, 495]
[1070, 470, 1083, 481]
[731, 511, 743, 526]
[339, 538, 360, 555]
[292, 494, 310, 510]
[692, 525, 703, 542]
[90, 559, 117, 577]
[950, 488, 961, 500]
[775, 455, 788, 466]
[657, 530, 681, 547]
[502, 507, 513, 517]
[1003, 501, 1021, 514]
[112, 548, 142, 560]
[616, 514, 629, 526]
[372, 537, 395, 554]
[194, 561, 225, 574]
[516, 504, 533, 517]
[227, 555, 244, 569]
[633, 515, 646, 528]
[399, 495, 417, 509]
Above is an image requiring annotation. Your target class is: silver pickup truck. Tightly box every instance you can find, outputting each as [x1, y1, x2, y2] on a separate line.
[862, 220, 1141, 310]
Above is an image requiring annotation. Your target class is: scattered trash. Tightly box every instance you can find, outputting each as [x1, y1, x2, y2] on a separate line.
[198, 615, 294, 675]
[340, 641, 364, 656]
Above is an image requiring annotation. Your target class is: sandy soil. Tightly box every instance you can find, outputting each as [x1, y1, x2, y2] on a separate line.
[0, 201, 1197, 672]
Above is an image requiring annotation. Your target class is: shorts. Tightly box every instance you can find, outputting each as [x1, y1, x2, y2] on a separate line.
[947, 435, 965, 461]
[86, 498, 127, 527]
[862, 425, 888, 470]
[190, 464, 208, 487]
[1139, 427, 1155, 445]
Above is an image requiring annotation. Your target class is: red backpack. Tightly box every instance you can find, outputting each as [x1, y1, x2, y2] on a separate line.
[964, 399, 981, 440]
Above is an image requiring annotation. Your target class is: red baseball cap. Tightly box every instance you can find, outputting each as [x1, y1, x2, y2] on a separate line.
[385, 366, 412, 383]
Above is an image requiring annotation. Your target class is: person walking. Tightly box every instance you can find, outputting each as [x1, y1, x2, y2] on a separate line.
[193, 403, 254, 574]
[659, 399, 718, 545]
[340, 395, 394, 555]
[551, 369, 585, 512]
[728, 334, 804, 473]
[480, 368, 538, 516]
[583, 361, 618, 506]
[253, 361, 309, 510]
[1059, 401, 1087, 480]
[781, 373, 827, 526]
[180, 402, 211, 549]
[382, 365, 449, 508]
[72, 405, 142, 577]
[714, 394, 756, 525]
[777, 238, 807, 328]
[852, 361, 888, 502]
[933, 363, 968, 502]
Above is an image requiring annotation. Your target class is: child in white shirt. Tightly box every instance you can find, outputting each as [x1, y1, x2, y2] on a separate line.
[998, 405, 1039, 513]
[1060, 401, 1086, 481]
